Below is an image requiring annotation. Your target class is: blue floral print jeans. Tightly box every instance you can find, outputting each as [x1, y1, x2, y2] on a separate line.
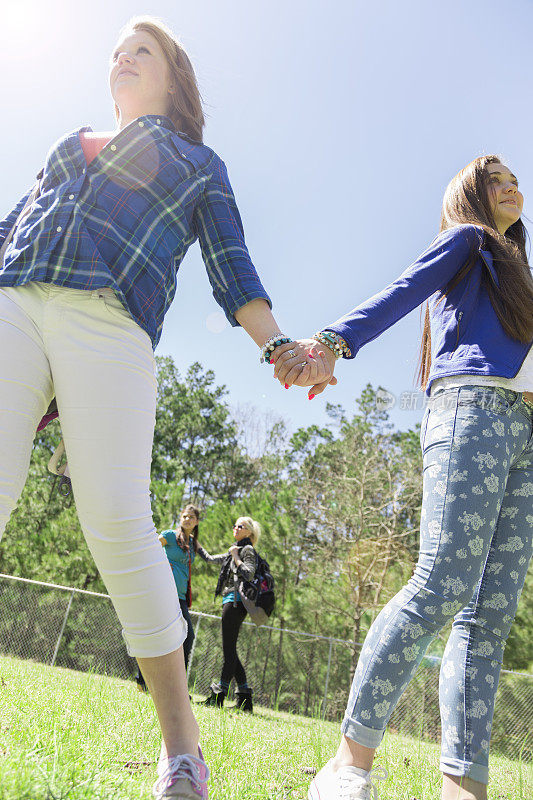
[342, 386, 533, 785]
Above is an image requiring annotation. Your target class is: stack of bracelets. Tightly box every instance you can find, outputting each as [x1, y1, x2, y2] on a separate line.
[260, 331, 351, 365]
[260, 334, 293, 364]
[312, 330, 352, 359]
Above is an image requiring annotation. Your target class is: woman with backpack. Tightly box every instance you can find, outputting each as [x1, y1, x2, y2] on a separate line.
[272, 155, 533, 800]
[200, 516, 261, 712]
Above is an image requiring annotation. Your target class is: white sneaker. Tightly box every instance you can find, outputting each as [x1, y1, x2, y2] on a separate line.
[153, 747, 209, 799]
[308, 759, 387, 800]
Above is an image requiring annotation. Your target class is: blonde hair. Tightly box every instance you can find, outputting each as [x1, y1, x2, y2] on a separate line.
[237, 516, 261, 546]
[113, 16, 205, 141]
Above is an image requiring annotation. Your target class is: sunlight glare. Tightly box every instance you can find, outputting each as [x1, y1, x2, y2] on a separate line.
[4, 1, 49, 49]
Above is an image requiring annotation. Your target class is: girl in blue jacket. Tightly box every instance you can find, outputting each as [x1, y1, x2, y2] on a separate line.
[273, 155, 533, 800]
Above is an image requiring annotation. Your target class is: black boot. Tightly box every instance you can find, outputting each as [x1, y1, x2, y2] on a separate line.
[234, 687, 253, 713]
[135, 669, 148, 693]
[203, 683, 226, 707]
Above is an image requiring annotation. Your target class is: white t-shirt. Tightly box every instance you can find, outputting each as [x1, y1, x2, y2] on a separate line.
[431, 344, 533, 395]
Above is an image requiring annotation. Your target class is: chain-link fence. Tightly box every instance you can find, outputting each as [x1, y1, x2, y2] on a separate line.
[1, 572, 531, 762]
[0, 573, 134, 678]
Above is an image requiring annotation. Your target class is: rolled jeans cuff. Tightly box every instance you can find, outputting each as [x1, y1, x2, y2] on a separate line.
[341, 715, 386, 749]
[123, 612, 188, 658]
[440, 756, 489, 786]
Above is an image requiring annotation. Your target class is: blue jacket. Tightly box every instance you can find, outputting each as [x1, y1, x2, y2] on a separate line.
[325, 224, 532, 394]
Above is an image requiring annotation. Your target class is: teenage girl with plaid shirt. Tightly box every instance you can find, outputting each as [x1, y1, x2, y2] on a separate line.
[0, 15, 330, 800]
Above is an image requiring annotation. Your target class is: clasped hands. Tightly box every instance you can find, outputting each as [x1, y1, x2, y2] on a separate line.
[270, 339, 338, 398]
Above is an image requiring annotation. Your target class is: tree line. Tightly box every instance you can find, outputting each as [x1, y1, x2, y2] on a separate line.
[1, 355, 531, 672]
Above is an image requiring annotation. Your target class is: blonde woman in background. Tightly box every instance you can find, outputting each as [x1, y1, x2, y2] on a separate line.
[200, 517, 261, 713]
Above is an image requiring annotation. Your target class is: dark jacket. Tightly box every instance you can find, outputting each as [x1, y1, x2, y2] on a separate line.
[199, 537, 257, 600]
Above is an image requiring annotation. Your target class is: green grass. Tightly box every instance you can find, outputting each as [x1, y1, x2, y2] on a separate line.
[0, 655, 530, 799]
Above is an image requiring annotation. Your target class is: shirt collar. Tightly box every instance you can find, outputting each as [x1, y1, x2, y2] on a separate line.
[138, 114, 176, 132]
[79, 114, 176, 138]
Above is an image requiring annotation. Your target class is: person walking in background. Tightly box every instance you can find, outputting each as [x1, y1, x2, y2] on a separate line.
[136, 505, 202, 692]
[272, 155, 533, 800]
[0, 14, 325, 799]
[200, 517, 261, 713]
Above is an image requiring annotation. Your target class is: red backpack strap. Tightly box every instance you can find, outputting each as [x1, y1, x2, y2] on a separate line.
[185, 547, 193, 608]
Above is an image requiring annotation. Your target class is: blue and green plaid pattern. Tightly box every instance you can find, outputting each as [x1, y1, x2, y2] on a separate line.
[0, 115, 271, 346]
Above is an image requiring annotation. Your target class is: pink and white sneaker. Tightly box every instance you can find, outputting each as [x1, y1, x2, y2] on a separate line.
[308, 759, 387, 800]
[153, 746, 209, 799]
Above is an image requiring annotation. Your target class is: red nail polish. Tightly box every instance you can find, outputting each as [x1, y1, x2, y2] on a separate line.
[308, 394, 315, 400]
[308, 354, 315, 359]
[284, 384, 289, 389]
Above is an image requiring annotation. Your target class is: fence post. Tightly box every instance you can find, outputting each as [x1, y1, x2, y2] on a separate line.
[51, 589, 75, 667]
[260, 626, 273, 694]
[321, 637, 334, 718]
[187, 615, 202, 681]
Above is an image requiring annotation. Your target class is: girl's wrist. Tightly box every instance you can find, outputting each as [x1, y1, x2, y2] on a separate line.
[234, 299, 284, 348]
[313, 330, 351, 359]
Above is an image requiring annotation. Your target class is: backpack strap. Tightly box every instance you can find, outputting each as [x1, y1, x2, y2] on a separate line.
[186, 547, 193, 608]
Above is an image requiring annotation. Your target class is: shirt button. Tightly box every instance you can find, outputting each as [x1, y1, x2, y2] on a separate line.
[68, 194, 75, 200]
[138, 121, 145, 127]
[56, 226, 62, 233]
[110, 144, 117, 151]
[156, 119, 161, 125]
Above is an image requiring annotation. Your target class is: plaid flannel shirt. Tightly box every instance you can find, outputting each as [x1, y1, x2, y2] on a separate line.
[0, 115, 271, 346]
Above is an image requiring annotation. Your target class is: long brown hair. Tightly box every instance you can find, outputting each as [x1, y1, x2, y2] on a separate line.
[114, 16, 205, 141]
[418, 155, 533, 388]
[176, 504, 200, 553]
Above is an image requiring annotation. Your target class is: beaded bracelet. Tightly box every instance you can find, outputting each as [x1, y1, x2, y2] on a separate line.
[313, 332, 342, 359]
[260, 334, 293, 364]
[322, 330, 352, 358]
[312, 331, 351, 359]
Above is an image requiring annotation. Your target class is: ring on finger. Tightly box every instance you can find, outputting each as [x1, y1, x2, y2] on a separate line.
[287, 349, 295, 357]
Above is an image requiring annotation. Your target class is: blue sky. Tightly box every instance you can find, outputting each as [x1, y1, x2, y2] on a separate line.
[2, 0, 532, 436]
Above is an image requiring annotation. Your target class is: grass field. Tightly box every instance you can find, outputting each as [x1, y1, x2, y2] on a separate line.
[0, 655, 530, 800]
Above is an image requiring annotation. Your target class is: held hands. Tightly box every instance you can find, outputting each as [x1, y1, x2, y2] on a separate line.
[228, 544, 240, 561]
[270, 339, 338, 398]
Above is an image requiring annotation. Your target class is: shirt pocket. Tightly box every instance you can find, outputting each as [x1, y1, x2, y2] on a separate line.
[448, 310, 464, 359]
[166, 140, 199, 183]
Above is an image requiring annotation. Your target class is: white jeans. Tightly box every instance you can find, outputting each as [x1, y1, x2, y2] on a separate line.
[0, 282, 186, 657]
